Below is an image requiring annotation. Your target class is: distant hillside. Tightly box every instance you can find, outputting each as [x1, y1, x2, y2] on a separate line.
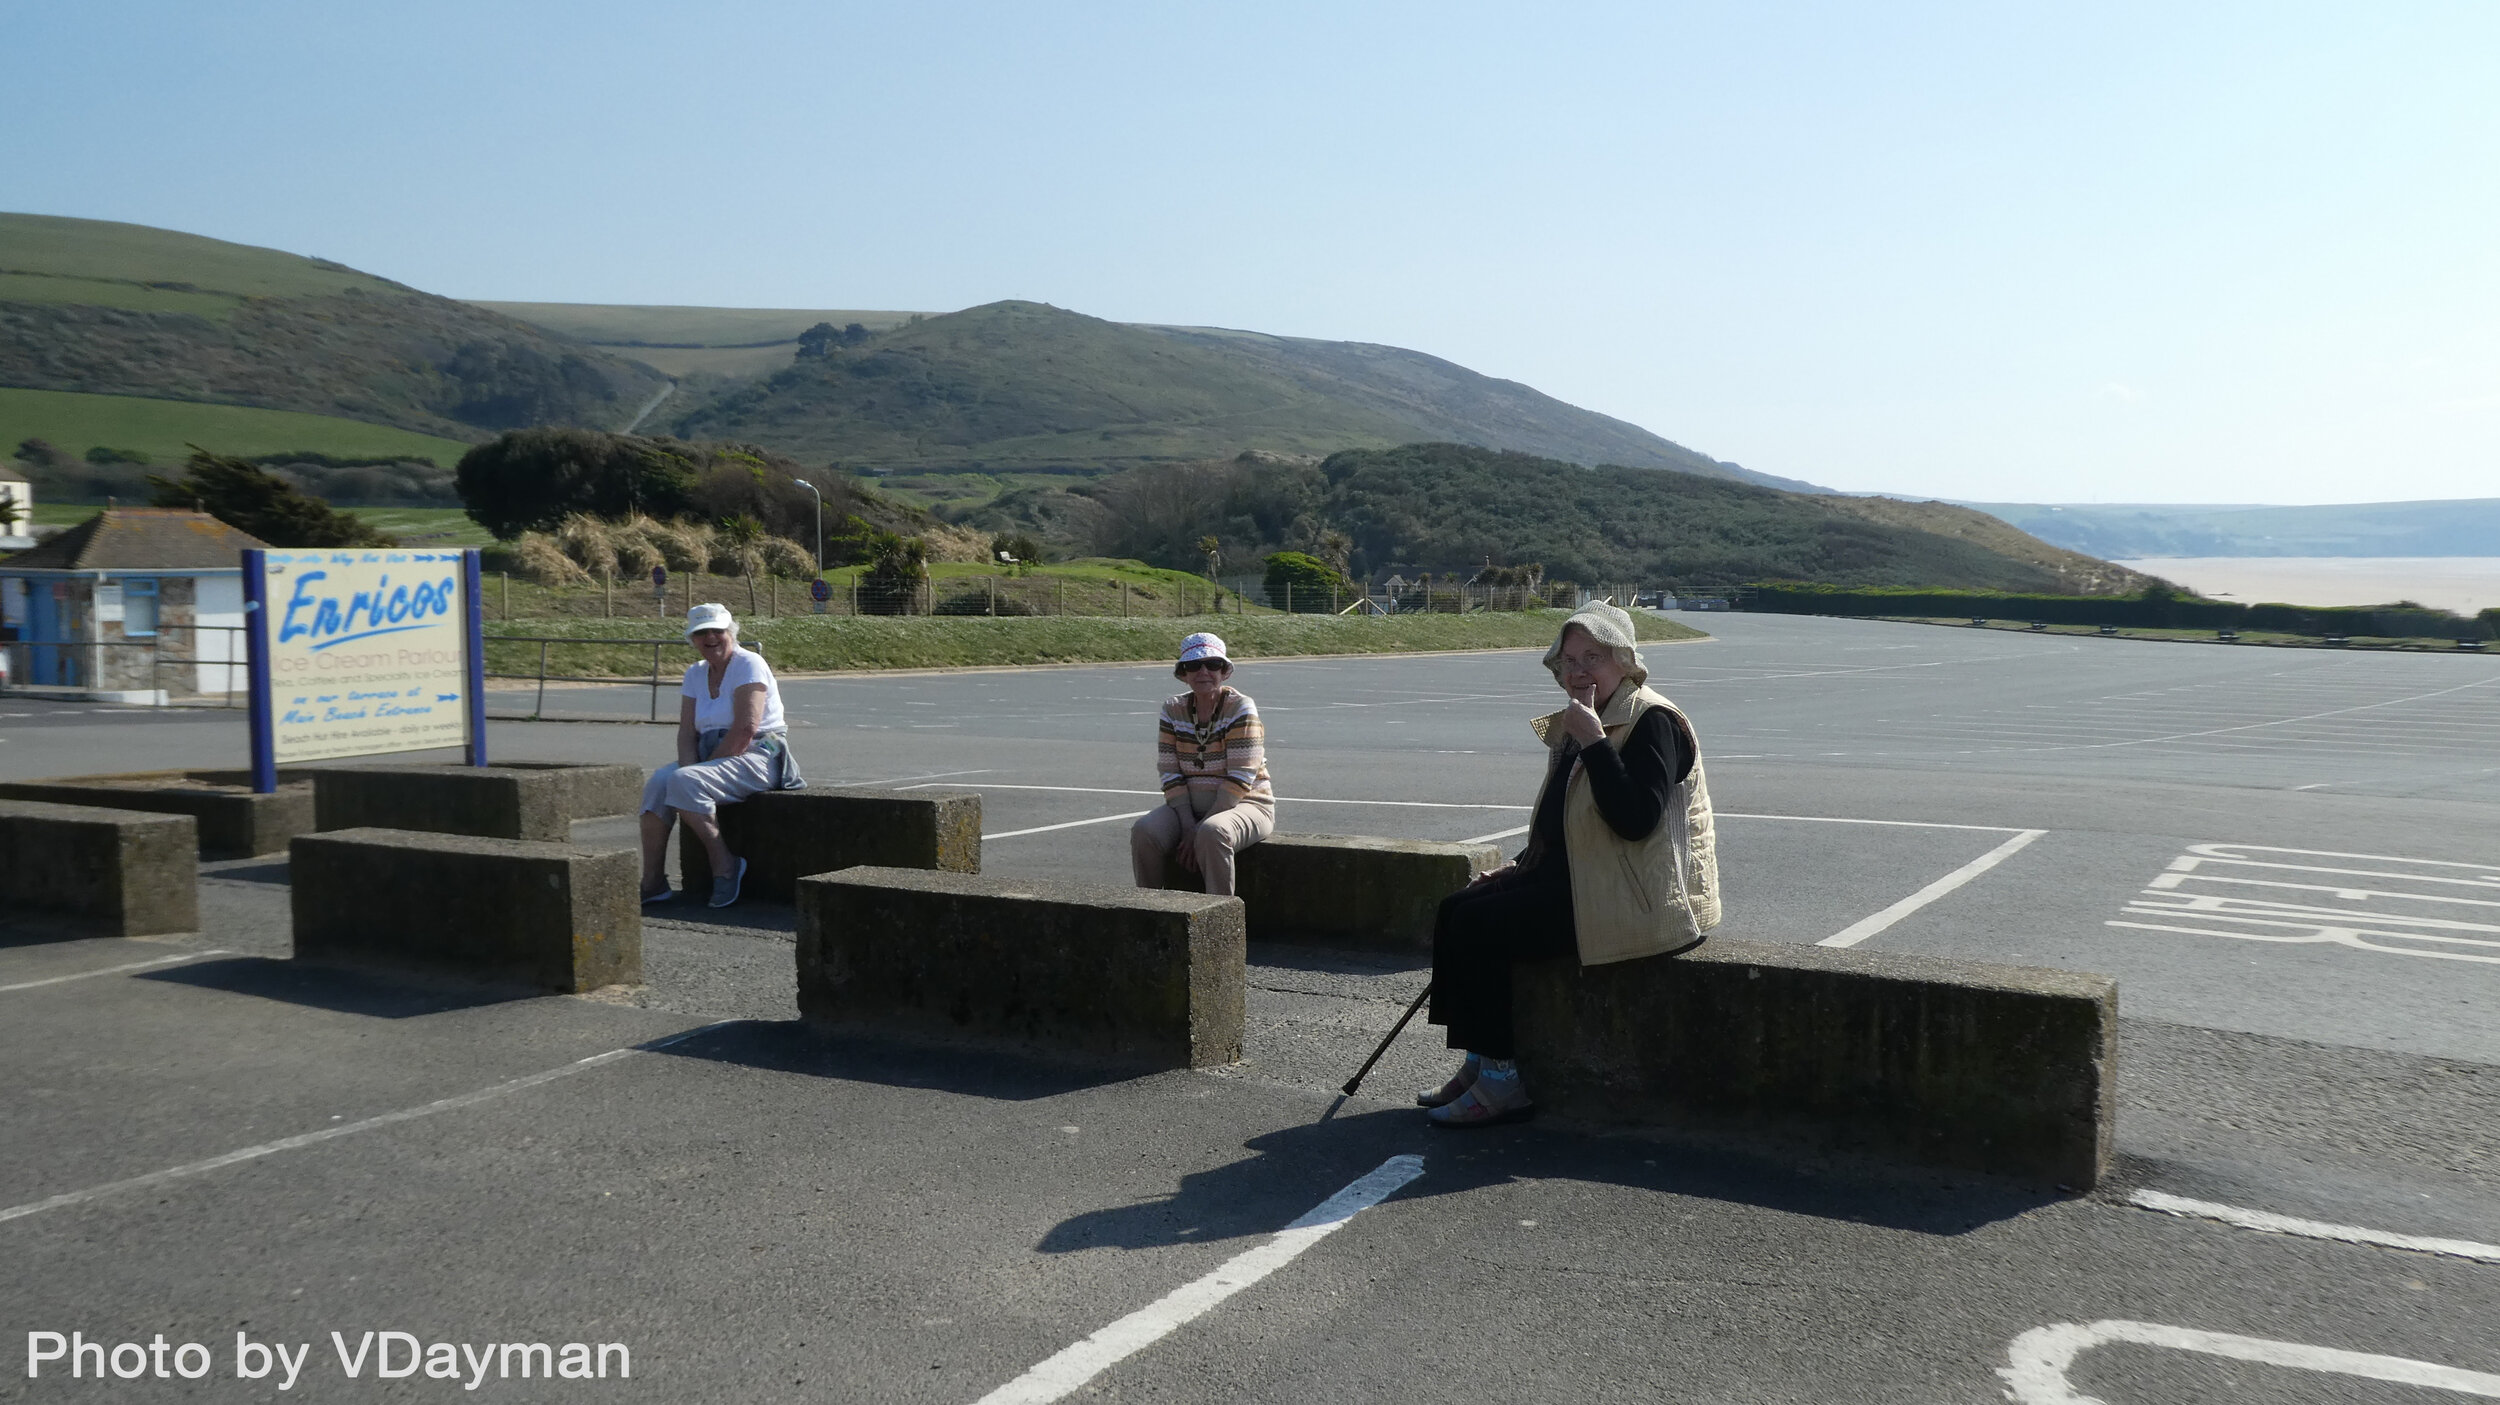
[0, 213, 668, 443]
[474, 302, 925, 381]
[960, 443, 2129, 593]
[1962, 499, 2500, 558]
[663, 300, 1815, 491]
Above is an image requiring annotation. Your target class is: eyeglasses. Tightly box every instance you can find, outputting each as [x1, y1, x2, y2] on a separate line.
[1179, 658, 1227, 673]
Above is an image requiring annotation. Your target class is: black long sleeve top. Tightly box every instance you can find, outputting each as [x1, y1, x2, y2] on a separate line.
[1517, 707, 1692, 885]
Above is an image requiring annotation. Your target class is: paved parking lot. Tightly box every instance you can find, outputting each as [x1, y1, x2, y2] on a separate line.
[4, 613, 2495, 1401]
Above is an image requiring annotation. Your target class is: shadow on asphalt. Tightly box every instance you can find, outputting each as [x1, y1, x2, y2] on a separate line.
[1037, 1109, 2060, 1254]
[1246, 941, 1430, 976]
[641, 901, 800, 939]
[198, 858, 289, 886]
[656, 1018, 1146, 1102]
[136, 955, 541, 1017]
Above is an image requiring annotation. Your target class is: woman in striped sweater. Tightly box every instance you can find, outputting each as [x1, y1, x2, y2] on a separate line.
[1130, 632, 1274, 896]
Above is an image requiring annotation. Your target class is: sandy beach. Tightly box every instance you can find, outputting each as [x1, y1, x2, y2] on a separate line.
[2115, 557, 2500, 615]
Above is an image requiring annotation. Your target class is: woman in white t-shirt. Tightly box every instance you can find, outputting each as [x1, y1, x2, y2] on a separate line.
[639, 603, 798, 907]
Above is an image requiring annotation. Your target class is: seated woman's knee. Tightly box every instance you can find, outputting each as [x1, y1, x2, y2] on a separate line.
[640, 764, 682, 816]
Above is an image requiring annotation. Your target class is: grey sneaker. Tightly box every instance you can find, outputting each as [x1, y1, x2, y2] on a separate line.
[708, 857, 746, 909]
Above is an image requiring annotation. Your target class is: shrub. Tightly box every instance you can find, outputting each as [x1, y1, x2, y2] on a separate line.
[1264, 550, 1349, 612]
[148, 447, 395, 547]
[554, 513, 619, 579]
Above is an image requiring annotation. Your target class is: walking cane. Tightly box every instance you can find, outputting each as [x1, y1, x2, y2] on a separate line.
[1340, 981, 1432, 1097]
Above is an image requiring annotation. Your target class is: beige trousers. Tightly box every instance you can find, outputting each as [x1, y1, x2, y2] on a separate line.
[1130, 801, 1274, 897]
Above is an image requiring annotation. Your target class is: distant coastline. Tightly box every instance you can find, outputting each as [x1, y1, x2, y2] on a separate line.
[2113, 557, 2500, 615]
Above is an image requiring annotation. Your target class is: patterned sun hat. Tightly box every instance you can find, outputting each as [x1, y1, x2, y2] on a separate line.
[1176, 632, 1230, 667]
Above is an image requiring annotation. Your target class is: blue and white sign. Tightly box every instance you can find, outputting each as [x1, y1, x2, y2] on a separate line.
[243, 548, 486, 788]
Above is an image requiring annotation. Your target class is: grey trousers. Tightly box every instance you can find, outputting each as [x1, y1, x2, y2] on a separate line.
[641, 753, 777, 819]
[1130, 802, 1274, 897]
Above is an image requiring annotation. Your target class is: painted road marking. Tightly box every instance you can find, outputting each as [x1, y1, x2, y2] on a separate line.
[2109, 842, 2500, 965]
[906, 782, 1529, 811]
[0, 949, 228, 992]
[0, 1022, 733, 1226]
[2000, 1319, 2500, 1402]
[2131, 1189, 2500, 1265]
[1464, 824, 1531, 845]
[985, 811, 1153, 841]
[1818, 829, 2045, 949]
[970, 1154, 1427, 1405]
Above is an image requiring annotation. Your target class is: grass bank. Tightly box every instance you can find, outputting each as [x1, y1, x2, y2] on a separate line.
[485, 610, 1704, 677]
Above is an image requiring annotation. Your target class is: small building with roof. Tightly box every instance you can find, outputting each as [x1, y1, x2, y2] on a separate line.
[0, 507, 267, 701]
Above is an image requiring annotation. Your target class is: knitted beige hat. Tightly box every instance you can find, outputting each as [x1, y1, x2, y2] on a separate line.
[1541, 601, 1648, 686]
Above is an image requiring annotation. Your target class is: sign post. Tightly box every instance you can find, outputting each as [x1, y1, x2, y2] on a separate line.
[651, 564, 668, 614]
[242, 548, 487, 793]
[810, 577, 830, 616]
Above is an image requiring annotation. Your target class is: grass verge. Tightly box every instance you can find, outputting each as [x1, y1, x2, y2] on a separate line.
[485, 610, 1705, 677]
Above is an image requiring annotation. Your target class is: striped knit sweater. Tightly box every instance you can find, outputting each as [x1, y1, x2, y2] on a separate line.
[1158, 687, 1273, 813]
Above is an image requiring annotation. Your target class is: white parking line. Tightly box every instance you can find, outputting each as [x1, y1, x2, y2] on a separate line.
[0, 1022, 733, 1226]
[1817, 829, 2045, 948]
[0, 949, 228, 992]
[1464, 825, 1530, 845]
[984, 811, 1152, 841]
[903, 782, 1527, 811]
[971, 1155, 1426, 1405]
[2130, 1189, 2500, 1265]
[2001, 1319, 2500, 1402]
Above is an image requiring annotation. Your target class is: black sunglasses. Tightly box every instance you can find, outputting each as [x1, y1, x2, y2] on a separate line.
[1180, 658, 1228, 673]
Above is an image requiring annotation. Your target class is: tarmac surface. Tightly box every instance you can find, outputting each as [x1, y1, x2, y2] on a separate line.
[4, 611, 2495, 1402]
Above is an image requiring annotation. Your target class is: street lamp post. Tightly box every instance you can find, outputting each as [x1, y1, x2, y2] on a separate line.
[796, 479, 824, 573]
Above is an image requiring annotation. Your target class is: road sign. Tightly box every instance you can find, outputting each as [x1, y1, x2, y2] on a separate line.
[810, 579, 831, 602]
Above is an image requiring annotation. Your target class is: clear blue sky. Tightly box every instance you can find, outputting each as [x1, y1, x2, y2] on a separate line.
[9, 2, 2495, 504]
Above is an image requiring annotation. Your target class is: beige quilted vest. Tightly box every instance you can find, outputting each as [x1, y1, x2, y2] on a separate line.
[1529, 684, 1721, 965]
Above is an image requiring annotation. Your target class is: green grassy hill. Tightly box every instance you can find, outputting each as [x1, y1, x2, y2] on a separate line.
[0, 213, 668, 444]
[473, 302, 927, 381]
[962, 442, 2145, 594]
[1, 387, 475, 469]
[661, 300, 1816, 491]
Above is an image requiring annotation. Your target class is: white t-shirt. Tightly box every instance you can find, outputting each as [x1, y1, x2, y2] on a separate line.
[682, 647, 785, 736]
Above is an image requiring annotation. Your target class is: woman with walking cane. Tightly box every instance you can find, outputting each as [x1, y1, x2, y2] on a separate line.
[1405, 601, 1719, 1127]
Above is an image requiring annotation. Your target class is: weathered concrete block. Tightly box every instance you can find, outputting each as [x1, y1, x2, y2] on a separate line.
[1230, 833, 1502, 950]
[1515, 938, 2115, 1188]
[0, 770, 313, 859]
[0, 799, 198, 937]
[798, 866, 1243, 1068]
[681, 787, 981, 902]
[291, 827, 639, 992]
[308, 762, 645, 842]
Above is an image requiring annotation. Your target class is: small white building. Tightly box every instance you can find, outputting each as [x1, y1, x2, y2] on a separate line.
[0, 463, 31, 551]
[0, 507, 266, 702]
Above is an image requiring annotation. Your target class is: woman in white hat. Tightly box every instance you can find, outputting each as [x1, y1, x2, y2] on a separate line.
[1130, 631, 1274, 897]
[1416, 601, 1719, 1127]
[638, 603, 799, 907]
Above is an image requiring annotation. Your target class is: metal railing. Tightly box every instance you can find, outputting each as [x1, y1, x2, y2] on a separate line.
[483, 634, 735, 721]
[1, 624, 249, 705]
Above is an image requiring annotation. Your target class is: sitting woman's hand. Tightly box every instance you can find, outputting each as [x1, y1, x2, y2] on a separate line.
[1561, 683, 1607, 745]
[1467, 861, 1515, 888]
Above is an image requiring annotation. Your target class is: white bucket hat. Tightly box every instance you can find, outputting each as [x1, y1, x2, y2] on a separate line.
[684, 602, 736, 639]
[1175, 631, 1230, 676]
[1541, 601, 1648, 686]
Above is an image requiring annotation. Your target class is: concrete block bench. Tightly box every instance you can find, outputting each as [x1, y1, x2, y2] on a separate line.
[0, 799, 199, 938]
[1514, 937, 2116, 1188]
[1156, 832, 1502, 951]
[290, 828, 639, 992]
[307, 762, 645, 842]
[681, 787, 982, 903]
[797, 866, 1243, 1068]
[0, 769, 313, 859]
